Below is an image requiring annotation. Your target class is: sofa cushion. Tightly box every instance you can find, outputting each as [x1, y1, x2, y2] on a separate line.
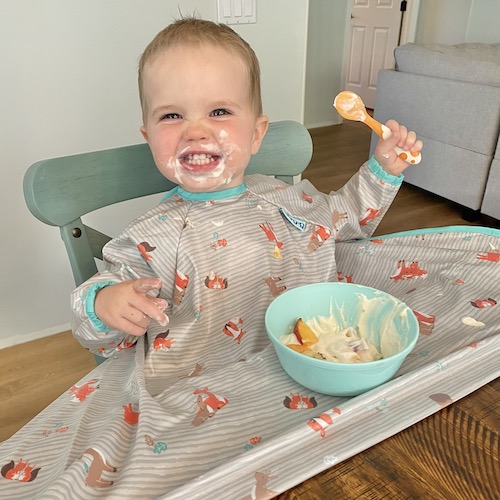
[395, 43, 500, 87]
[374, 69, 500, 155]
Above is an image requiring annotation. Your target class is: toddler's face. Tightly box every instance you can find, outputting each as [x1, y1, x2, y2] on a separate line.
[140, 43, 268, 192]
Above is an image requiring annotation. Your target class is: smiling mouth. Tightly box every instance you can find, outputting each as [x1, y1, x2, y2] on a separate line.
[179, 152, 223, 174]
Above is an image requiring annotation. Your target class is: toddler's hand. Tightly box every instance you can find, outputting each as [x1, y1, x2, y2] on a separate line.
[94, 278, 169, 336]
[374, 119, 423, 176]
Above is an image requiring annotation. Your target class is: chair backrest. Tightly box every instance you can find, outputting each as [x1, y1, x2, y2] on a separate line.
[24, 120, 313, 286]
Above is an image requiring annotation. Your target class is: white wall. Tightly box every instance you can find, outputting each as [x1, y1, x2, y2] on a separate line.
[466, 0, 500, 43]
[304, 0, 349, 129]
[415, 0, 500, 44]
[0, 0, 309, 348]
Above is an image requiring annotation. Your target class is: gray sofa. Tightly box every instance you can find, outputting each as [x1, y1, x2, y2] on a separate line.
[370, 43, 500, 220]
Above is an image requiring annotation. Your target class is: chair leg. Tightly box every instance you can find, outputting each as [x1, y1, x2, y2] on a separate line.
[93, 354, 107, 365]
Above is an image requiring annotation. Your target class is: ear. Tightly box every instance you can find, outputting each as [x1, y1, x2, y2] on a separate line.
[250, 115, 269, 155]
[140, 125, 149, 143]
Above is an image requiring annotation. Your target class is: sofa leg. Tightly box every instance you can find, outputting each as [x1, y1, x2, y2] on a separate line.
[461, 207, 481, 222]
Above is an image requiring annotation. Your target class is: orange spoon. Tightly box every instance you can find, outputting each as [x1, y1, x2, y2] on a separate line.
[333, 91, 421, 165]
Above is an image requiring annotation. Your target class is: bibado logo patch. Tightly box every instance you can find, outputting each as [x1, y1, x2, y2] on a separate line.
[279, 208, 307, 231]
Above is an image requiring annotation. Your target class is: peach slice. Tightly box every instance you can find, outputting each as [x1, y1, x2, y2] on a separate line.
[293, 318, 318, 346]
[287, 344, 311, 353]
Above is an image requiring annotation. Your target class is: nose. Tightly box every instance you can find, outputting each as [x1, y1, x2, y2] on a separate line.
[184, 119, 211, 142]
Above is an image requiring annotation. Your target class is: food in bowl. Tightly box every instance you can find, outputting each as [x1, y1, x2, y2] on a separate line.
[265, 283, 419, 396]
[282, 316, 382, 363]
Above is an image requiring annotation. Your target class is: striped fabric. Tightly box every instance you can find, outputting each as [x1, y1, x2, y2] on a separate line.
[1, 167, 498, 499]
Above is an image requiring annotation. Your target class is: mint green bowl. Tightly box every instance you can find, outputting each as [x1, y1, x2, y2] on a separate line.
[265, 282, 419, 396]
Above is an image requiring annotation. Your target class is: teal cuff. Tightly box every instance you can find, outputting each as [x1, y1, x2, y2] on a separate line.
[367, 156, 404, 186]
[85, 282, 116, 332]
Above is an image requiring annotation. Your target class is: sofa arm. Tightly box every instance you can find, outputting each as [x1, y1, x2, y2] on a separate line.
[370, 69, 500, 211]
[481, 139, 500, 219]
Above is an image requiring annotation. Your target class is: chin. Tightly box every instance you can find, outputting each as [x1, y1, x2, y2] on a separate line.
[181, 177, 233, 192]
[177, 170, 239, 193]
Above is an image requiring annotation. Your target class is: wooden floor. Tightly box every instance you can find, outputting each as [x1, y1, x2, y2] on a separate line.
[1, 121, 498, 493]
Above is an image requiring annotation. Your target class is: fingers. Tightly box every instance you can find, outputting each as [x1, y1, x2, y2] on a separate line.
[120, 308, 150, 336]
[411, 138, 424, 153]
[132, 277, 162, 294]
[396, 127, 420, 153]
[129, 293, 169, 327]
[132, 277, 169, 326]
[374, 119, 423, 175]
[385, 119, 421, 151]
[94, 278, 169, 336]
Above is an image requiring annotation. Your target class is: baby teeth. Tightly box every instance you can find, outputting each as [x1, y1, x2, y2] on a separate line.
[185, 153, 214, 165]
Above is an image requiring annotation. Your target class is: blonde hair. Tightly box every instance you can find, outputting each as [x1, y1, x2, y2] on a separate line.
[138, 17, 263, 120]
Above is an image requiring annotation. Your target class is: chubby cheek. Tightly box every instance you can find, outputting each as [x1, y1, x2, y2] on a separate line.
[156, 157, 181, 183]
[218, 130, 251, 172]
[148, 138, 180, 182]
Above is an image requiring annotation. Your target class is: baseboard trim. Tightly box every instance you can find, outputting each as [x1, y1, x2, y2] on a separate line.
[0, 323, 71, 350]
[305, 120, 340, 129]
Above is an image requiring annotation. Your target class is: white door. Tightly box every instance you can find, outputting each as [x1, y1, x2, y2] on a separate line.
[344, 0, 403, 109]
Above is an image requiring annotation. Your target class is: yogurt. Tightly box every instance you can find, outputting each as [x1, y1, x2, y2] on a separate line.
[280, 294, 410, 363]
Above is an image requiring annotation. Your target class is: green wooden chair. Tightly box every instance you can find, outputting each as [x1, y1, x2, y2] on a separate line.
[23, 120, 313, 363]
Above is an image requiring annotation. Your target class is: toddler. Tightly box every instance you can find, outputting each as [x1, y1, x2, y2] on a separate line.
[71, 18, 422, 396]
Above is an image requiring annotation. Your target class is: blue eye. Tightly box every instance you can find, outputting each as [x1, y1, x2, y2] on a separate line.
[211, 109, 230, 117]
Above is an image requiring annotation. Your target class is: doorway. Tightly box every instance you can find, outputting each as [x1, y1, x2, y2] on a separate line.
[343, 0, 420, 109]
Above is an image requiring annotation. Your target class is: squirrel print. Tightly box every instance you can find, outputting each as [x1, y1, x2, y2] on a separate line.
[283, 393, 317, 409]
[359, 207, 383, 226]
[153, 330, 175, 351]
[470, 298, 497, 308]
[307, 224, 332, 252]
[173, 270, 189, 305]
[390, 260, 428, 281]
[1, 459, 40, 482]
[413, 310, 436, 336]
[123, 403, 139, 425]
[69, 378, 99, 403]
[222, 317, 246, 344]
[137, 241, 156, 261]
[205, 271, 228, 290]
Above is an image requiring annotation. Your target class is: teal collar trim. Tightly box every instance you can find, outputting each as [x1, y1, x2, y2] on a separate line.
[161, 183, 247, 201]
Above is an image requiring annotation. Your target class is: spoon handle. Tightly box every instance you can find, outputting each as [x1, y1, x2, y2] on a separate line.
[363, 114, 384, 137]
[364, 115, 421, 165]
